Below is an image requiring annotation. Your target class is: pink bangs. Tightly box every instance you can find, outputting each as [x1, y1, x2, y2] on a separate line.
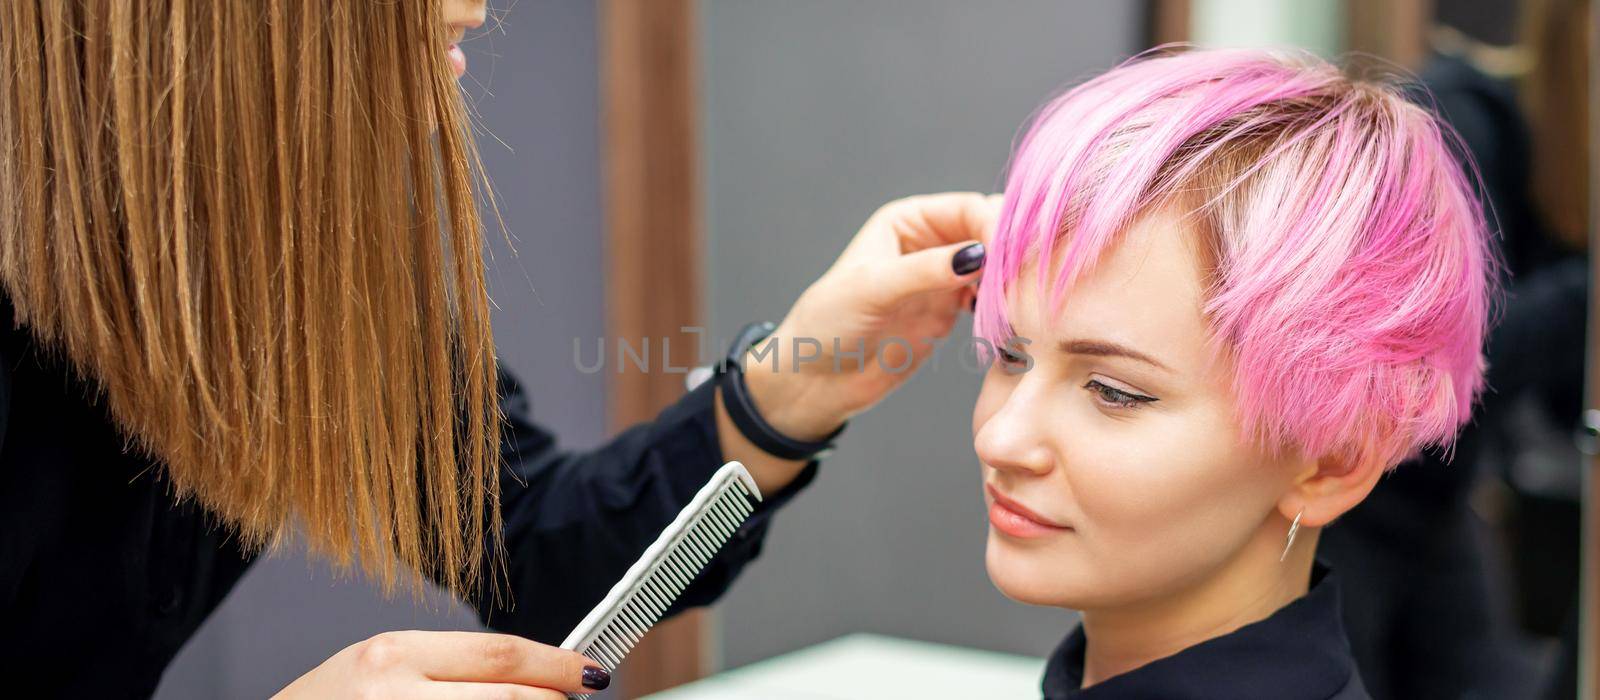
[974, 48, 1502, 472]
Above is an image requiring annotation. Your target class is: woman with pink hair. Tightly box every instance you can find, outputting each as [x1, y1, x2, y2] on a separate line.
[969, 48, 1499, 698]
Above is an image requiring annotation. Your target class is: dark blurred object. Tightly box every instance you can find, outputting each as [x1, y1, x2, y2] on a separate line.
[1135, 2, 1592, 696]
[1435, 0, 1523, 47]
[1489, 4, 1589, 697]
[1506, 494, 1584, 635]
[1321, 2, 1591, 695]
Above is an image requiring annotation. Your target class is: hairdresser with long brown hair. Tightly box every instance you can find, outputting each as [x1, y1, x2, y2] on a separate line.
[0, 1, 995, 697]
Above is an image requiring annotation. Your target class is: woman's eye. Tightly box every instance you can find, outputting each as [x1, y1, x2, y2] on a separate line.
[1084, 379, 1157, 410]
[990, 341, 1031, 371]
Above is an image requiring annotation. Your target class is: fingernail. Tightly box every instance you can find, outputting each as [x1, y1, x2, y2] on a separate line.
[582, 665, 611, 690]
[952, 243, 985, 276]
[969, 295, 977, 312]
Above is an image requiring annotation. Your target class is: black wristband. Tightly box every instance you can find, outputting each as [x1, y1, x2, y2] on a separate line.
[716, 322, 846, 461]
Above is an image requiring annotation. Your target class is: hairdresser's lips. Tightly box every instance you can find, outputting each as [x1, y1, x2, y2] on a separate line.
[447, 44, 468, 77]
[987, 485, 1073, 539]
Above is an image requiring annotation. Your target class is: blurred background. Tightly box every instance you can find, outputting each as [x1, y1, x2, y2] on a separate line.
[155, 1, 1595, 698]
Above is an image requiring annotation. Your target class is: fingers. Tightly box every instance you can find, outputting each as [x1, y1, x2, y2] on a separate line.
[374, 631, 606, 694]
[861, 240, 985, 310]
[884, 191, 1002, 249]
[980, 193, 1003, 244]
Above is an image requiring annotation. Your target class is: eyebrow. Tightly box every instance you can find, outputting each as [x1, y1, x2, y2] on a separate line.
[1056, 338, 1173, 373]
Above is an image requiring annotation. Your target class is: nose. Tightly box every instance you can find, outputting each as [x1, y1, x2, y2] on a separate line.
[974, 383, 1056, 477]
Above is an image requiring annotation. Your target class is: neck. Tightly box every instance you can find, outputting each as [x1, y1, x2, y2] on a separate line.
[1078, 523, 1318, 687]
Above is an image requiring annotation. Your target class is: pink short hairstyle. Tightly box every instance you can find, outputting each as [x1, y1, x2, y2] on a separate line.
[974, 48, 1502, 473]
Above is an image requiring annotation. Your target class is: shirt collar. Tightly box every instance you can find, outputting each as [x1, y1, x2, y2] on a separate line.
[1042, 563, 1361, 700]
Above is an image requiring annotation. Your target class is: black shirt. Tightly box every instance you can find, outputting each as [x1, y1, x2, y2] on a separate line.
[0, 301, 815, 697]
[1042, 565, 1370, 700]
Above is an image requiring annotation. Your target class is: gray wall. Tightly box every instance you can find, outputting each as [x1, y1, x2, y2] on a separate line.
[155, 2, 607, 696]
[699, 0, 1140, 666]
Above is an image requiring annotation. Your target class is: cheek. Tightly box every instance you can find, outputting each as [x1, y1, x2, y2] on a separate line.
[1067, 408, 1283, 597]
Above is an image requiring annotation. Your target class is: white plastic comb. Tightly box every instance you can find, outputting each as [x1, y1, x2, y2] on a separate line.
[560, 461, 763, 696]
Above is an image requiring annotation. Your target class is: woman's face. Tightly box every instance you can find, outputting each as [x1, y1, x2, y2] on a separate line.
[973, 208, 1307, 611]
[443, 0, 487, 78]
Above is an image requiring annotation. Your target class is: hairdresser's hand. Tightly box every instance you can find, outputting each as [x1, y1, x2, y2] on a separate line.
[272, 630, 610, 699]
[743, 191, 1000, 443]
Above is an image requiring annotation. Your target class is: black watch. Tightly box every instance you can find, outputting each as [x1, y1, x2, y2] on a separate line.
[694, 321, 846, 461]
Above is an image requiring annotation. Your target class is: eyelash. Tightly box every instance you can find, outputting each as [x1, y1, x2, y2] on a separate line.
[993, 343, 1157, 411]
[1083, 379, 1158, 411]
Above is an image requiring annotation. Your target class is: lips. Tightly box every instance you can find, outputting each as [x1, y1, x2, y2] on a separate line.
[987, 484, 1072, 539]
[447, 44, 467, 77]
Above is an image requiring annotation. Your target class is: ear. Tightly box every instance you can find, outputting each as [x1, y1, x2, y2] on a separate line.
[1276, 453, 1385, 528]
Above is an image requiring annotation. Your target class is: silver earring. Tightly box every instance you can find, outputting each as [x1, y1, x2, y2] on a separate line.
[1279, 509, 1303, 562]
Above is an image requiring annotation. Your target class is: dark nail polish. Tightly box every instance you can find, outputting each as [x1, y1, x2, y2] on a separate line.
[952, 243, 985, 275]
[582, 665, 611, 690]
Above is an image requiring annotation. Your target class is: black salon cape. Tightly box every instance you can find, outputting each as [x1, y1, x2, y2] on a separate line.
[1042, 564, 1370, 700]
[0, 299, 816, 698]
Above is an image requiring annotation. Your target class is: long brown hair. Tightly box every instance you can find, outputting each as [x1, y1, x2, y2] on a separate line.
[0, 0, 502, 598]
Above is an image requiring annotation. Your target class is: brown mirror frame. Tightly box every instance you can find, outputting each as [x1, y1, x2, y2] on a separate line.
[600, 0, 710, 696]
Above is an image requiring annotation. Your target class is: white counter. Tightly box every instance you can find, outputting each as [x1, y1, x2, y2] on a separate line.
[641, 633, 1045, 699]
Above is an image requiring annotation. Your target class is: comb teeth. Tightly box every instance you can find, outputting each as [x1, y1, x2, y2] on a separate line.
[561, 463, 762, 696]
[580, 489, 754, 668]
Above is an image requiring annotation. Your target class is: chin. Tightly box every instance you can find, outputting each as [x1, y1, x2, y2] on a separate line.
[984, 529, 1089, 608]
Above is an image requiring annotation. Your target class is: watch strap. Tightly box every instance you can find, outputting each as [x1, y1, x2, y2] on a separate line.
[717, 322, 846, 461]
